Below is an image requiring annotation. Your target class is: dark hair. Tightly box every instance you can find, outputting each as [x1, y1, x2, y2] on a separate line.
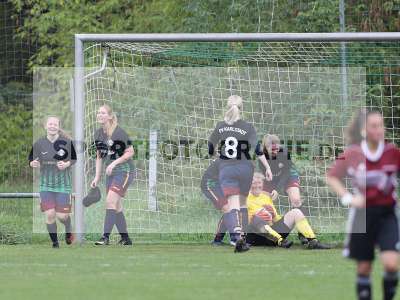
[345, 109, 383, 145]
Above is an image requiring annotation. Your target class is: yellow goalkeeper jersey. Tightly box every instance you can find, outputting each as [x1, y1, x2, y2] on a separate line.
[247, 193, 282, 223]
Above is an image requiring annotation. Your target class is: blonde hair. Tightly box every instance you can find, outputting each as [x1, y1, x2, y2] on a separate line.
[253, 172, 265, 181]
[261, 134, 280, 154]
[45, 115, 72, 140]
[224, 95, 243, 125]
[100, 104, 118, 137]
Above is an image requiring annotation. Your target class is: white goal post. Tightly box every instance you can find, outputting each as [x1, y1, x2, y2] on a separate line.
[74, 32, 400, 243]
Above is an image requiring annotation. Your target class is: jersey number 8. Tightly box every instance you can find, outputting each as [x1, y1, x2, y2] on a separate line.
[225, 136, 238, 158]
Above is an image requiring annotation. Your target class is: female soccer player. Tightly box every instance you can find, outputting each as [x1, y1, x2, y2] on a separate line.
[91, 104, 135, 246]
[257, 134, 310, 244]
[29, 116, 76, 248]
[201, 158, 232, 245]
[246, 172, 330, 249]
[208, 95, 272, 252]
[327, 109, 400, 300]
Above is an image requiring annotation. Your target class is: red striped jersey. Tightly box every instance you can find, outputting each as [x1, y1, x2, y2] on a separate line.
[328, 141, 400, 207]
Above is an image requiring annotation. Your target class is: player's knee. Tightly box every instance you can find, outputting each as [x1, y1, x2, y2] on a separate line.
[45, 210, 56, 223]
[115, 201, 123, 213]
[291, 208, 304, 220]
[290, 197, 302, 208]
[221, 203, 230, 214]
[384, 262, 398, 273]
[105, 200, 117, 210]
[56, 213, 68, 222]
[381, 251, 399, 272]
[357, 262, 372, 276]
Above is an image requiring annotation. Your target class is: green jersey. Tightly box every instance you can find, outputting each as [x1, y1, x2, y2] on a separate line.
[29, 136, 76, 193]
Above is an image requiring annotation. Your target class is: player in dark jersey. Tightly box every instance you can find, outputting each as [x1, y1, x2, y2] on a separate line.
[208, 95, 272, 252]
[91, 104, 135, 246]
[200, 158, 233, 246]
[327, 109, 400, 300]
[29, 116, 76, 248]
[257, 134, 311, 245]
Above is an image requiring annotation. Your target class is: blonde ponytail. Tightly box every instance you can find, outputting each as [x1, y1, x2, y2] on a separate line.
[224, 95, 243, 125]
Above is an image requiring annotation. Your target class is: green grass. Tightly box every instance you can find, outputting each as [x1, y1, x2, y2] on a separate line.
[0, 244, 388, 300]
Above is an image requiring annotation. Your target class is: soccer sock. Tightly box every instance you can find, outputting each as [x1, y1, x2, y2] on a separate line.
[115, 211, 129, 239]
[213, 216, 226, 242]
[261, 224, 283, 245]
[103, 209, 117, 238]
[60, 216, 71, 233]
[383, 271, 398, 300]
[295, 218, 316, 239]
[240, 207, 249, 234]
[357, 274, 372, 300]
[223, 209, 241, 243]
[251, 215, 283, 245]
[46, 222, 58, 244]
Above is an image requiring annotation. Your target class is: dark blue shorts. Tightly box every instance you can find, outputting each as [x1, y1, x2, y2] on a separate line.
[106, 172, 134, 197]
[40, 191, 71, 213]
[219, 162, 254, 197]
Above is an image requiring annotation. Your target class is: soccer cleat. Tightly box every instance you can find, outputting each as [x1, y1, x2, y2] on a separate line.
[65, 232, 74, 245]
[52, 242, 59, 248]
[307, 239, 331, 250]
[117, 237, 133, 246]
[234, 238, 250, 253]
[298, 233, 309, 245]
[278, 239, 293, 249]
[95, 236, 110, 245]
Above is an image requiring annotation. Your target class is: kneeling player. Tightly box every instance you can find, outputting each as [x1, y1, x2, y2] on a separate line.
[246, 173, 330, 249]
[257, 134, 311, 245]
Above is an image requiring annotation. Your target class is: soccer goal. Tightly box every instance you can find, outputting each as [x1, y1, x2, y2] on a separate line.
[73, 33, 400, 243]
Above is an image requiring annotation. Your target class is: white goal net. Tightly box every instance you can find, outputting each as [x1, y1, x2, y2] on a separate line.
[79, 39, 399, 236]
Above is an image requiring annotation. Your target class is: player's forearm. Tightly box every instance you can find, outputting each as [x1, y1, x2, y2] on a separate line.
[258, 155, 271, 171]
[111, 147, 134, 166]
[95, 157, 102, 179]
[326, 176, 347, 198]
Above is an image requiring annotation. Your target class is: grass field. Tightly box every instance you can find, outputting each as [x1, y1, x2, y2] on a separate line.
[0, 243, 388, 300]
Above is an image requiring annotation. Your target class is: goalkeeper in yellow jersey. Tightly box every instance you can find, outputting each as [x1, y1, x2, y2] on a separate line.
[246, 172, 331, 249]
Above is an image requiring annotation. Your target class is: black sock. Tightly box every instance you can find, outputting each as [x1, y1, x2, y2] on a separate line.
[60, 216, 71, 233]
[383, 271, 398, 300]
[46, 222, 58, 244]
[357, 274, 371, 300]
[115, 211, 129, 240]
[223, 209, 241, 243]
[240, 207, 248, 233]
[214, 216, 226, 242]
[103, 209, 117, 238]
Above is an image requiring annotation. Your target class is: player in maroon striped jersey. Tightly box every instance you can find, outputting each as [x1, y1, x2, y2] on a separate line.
[327, 109, 400, 300]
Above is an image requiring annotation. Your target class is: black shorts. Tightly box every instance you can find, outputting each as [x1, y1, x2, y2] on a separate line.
[345, 205, 400, 261]
[247, 218, 291, 247]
